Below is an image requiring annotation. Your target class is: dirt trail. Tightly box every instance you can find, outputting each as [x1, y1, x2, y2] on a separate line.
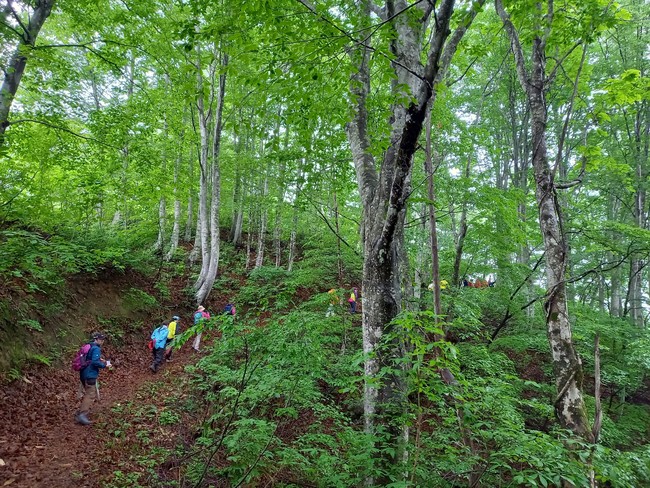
[0, 337, 196, 488]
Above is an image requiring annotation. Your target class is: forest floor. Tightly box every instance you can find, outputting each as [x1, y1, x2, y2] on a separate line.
[0, 266, 228, 488]
[0, 333, 203, 488]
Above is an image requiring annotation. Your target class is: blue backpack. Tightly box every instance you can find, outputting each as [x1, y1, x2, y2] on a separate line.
[223, 303, 235, 316]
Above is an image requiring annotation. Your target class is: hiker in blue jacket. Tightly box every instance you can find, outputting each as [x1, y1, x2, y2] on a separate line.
[150, 322, 169, 373]
[76, 332, 111, 426]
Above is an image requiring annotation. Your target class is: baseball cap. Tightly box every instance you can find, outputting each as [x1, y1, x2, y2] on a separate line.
[173, 316, 180, 320]
[91, 332, 106, 340]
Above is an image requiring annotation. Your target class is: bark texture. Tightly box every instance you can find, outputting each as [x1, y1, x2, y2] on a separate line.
[343, 0, 484, 479]
[0, 0, 54, 142]
[496, 0, 592, 441]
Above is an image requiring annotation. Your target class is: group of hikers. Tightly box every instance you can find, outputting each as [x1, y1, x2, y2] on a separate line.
[73, 302, 235, 426]
[462, 277, 495, 288]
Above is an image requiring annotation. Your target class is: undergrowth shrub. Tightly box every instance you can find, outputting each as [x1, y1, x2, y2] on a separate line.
[180, 303, 369, 486]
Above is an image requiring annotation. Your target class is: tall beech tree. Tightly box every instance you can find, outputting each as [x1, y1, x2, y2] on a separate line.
[494, 0, 620, 440]
[340, 0, 485, 475]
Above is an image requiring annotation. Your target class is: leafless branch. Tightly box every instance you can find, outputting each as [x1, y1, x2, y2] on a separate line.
[546, 40, 583, 87]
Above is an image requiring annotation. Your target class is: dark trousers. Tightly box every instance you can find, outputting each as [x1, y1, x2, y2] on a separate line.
[349, 301, 356, 313]
[151, 347, 165, 372]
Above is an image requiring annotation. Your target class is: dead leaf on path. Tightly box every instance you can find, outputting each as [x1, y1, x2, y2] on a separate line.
[59, 463, 73, 468]
[22, 377, 32, 385]
[0, 458, 5, 466]
[3, 478, 16, 486]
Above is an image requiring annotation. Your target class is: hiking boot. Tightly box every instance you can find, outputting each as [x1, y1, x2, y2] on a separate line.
[75, 412, 92, 426]
[149, 364, 157, 373]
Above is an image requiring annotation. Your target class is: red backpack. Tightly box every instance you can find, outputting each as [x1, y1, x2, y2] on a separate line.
[71, 343, 92, 371]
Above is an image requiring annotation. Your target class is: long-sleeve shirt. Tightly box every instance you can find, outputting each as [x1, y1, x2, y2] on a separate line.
[151, 325, 169, 349]
[167, 321, 177, 340]
[80, 343, 105, 381]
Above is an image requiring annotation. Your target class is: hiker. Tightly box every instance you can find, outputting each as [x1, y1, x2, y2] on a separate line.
[150, 321, 169, 373]
[223, 303, 236, 316]
[326, 288, 339, 317]
[75, 332, 111, 426]
[348, 287, 358, 314]
[165, 316, 180, 362]
[192, 305, 210, 352]
[428, 280, 449, 292]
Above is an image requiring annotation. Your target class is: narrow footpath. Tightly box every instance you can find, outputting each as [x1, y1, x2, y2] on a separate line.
[0, 336, 196, 488]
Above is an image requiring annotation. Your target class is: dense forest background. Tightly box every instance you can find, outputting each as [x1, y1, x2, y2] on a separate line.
[0, 0, 649, 486]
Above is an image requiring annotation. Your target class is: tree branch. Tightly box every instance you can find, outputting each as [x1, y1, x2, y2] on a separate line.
[495, 0, 531, 97]
[437, 0, 488, 86]
[7, 0, 28, 41]
[0, 18, 24, 39]
[7, 118, 120, 149]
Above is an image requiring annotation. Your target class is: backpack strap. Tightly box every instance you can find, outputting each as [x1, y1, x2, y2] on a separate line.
[82, 343, 96, 371]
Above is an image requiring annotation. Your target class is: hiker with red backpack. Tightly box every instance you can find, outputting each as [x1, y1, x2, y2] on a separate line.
[73, 332, 111, 426]
[150, 321, 169, 373]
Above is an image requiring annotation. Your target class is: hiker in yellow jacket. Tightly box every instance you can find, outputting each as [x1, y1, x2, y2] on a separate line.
[165, 315, 180, 361]
[348, 287, 358, 314]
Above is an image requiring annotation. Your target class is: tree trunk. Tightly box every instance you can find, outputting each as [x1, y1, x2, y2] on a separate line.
[166, 148, 183, 261]
[254, 166, 268, 270]
[188, 210, 201, 267]
[287, 158, 304, 273]
[344, 0, 480, 480]
[626, 259, 644, 326]
[626, 104, 648, 326]
[230, 134, 244, 246]
[0, 0, 55, 143]
[185, 145, 195, 242]
[245, 201, 253, 270]
[191, 40, 212, 292]
[424, 111, 442, 318]
[154, 117, 169, 254]
[333, 192, 344, 284]
[451, 157, 470, 288]
[154, 196, 166, 253]
[496, 0, 592, 441]
[196, 51, 228, 303]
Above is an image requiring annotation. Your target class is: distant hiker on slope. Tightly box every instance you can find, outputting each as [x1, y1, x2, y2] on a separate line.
[223, 303, 236, 316]
[150, 321, 169, 373]
[348, 287, 358, 314]
[165, 316, 180, 362]
[74, 332, 111, 426]
[192, 305, 210, 352]
[326, 288, 340, 317]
